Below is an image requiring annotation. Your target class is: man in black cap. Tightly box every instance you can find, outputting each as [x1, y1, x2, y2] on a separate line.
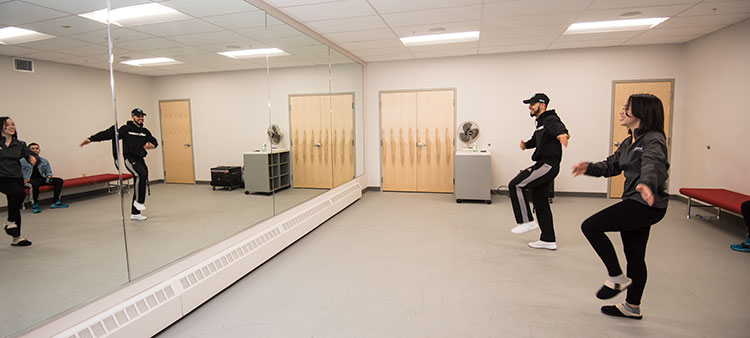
[508, 93, 569, 250]
[80, 108, 158, 221]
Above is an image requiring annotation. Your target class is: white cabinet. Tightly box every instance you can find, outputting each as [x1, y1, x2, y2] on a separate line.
[454, 150, 491, 204]
[243, 150, 291, 194]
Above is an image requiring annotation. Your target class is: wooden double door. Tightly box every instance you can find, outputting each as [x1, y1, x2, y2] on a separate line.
[289, 93, 354, 189]
[609, 80, 673, 198]
[380, 90, 455, 193]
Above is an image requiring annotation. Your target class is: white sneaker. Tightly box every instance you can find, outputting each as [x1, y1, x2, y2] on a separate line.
[133, 201, 146, 211]
[511, 221, 539, 234]
[130, 214, 148, 221]
[528, 240, 557, 250]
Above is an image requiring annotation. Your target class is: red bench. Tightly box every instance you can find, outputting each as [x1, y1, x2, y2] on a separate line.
[679, 188, 749, 220]
[25, 173, 134, 201]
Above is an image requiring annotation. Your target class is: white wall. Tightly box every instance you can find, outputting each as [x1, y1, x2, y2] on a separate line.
[365, 45, 688, 193]
[682, 19, 750, 193]
[0, 56, 159, 181]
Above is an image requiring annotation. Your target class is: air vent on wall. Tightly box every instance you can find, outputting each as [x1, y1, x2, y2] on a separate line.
[13, 58, 33, 72]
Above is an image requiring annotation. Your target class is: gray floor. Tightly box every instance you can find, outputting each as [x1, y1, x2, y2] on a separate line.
[0, 184, 325, 337]
[157, 192, 750, 338]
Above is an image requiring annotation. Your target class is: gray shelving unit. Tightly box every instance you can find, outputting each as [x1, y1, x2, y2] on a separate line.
[454, 150, 491, 204]
[243, 150, 291, 194]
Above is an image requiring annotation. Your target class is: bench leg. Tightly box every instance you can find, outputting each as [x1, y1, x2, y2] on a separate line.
[687, 197, 692, 219]
[717, 208, 722, 220]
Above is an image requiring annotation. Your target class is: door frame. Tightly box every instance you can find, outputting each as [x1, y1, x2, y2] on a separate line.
[158, 99, 196, 184]
[608, 79, 674, 198]
[378, 88, 457, 192]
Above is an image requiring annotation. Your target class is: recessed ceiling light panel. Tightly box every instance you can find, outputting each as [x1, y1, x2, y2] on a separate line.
[565, 17, 669, 34]
[79, 3, 187, 26]
[121, 57, 181, 67]
[0, 27, 55, 44]
[218, 48, 288, 59]
[400, 31, 480, 46]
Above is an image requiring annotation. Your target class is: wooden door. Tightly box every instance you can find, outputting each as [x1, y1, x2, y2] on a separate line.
[290, 95, 332, 189]
[330, 93, 354, 188]
[416, 90, 454, 192]
[609, 80, 673, 198]
[159, 100, 195, 184]
[380, 92, 418, 191]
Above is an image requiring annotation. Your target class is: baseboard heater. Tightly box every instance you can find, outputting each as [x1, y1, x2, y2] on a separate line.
[21, 180, 362, 338]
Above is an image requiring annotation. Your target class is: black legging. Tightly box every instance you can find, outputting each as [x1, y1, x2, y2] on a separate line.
[581, 199, 666, 305]
[742, 201, 750, 238]
[123, 157, 148, 215]
[0, 177, 25, 234]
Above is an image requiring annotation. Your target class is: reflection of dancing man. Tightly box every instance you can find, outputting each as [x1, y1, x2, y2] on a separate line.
[80, 108, 158, 221]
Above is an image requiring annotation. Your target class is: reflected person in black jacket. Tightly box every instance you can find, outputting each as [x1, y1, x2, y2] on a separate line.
[572, 94, 669, 320]
[1, 116, 36, 246]
[80, 108, 158, 221]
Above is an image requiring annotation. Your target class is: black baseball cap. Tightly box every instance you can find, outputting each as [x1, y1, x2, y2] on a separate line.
[131, 108, 146, 117]
[523, 93, 550, 105]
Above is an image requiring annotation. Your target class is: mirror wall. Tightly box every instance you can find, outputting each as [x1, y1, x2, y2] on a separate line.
[0, 0, 363, 336]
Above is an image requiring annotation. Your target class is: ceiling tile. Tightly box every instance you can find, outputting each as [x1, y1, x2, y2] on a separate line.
[145, 46, 211, 57]
[411, 47, 478, 59]
[368, 0, 481, 14]
[574, 4, 694, 22]
[480, 25, 568, 39]
[555, 30, 643, 42]
[114, 37, 186, 50]
[19, 15, 106, 37]
[479, 43, 552, 54]
[678, 1, 750, 16]
[14, 37, 92, 50]
[20, 0, 108, 15]
[347, 45, 411, 57]
[406, 40, 478, 53]
[0, 1, 68, 26]
[481, 35, 556, 47]
[200, 11, 267, 30]
[129, 19, 224, 37]
[639, 24, 727, 37]
[482, 13, 579, 30]
[67, 27, 155, 44]
[160, 0, 262, 17]
[340, 38, 405, 50]
[483, 0, 592, 17]
[392, 21, 480, 37]
[264, 0, 335, 7]
[548, 38, 630, 50]
[280, 0, 376, 22]
[588, 0, 701, 10]
[658, 13, 750, 27]
[360, 53, 414, 62]
[623, 34, 700, 45]
[382, 5, 481, 28]
[0, 44, 39, 56]
[167, 30, 249, 45]
[17, 50, 79, 61]
[307, 16, 388, 33]
[325, 29, 396, 43]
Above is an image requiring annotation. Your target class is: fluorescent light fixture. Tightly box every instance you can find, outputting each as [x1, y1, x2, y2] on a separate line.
[218, 48, 288, 59]
[79, 3, 183, 26]
[565, 17, 669, 34]
[0, 27, 55, 44]
[121, 57, 181, 67]
[400, 31, 480, 46]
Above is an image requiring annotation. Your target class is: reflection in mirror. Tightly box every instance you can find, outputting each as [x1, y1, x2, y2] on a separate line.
[112, 1, 275, 279]
[267, 19, 333, 215]
[0, 0, 130, 336]
[329, 48, 365, 180]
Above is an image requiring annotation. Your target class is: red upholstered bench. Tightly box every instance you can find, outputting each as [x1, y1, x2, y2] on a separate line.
[24, 173, 134, 202]
[679, 188, 749, 220]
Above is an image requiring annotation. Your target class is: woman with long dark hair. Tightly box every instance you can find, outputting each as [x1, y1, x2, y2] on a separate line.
[0, 116, 36, 246]
[571, 94, 669, 319]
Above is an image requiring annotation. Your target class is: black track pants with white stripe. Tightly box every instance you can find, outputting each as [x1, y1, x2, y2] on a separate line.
[508, 162, 559, 242]
[117, 157, 148, 215]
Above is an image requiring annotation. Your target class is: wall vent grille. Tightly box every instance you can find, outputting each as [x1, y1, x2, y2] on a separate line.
[13, 58, 33, 72]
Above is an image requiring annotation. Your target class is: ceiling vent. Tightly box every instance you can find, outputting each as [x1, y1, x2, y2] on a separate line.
[13, 58, 34, 72]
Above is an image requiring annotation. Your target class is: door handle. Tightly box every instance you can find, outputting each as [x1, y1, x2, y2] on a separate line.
[314, 143, 322, 147]
[613, 141, 620, 147]
[184, 143, 191, 147]
[417, 142, 426, 147]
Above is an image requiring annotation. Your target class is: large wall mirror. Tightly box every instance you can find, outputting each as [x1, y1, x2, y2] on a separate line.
[0, 0, 364, 336]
